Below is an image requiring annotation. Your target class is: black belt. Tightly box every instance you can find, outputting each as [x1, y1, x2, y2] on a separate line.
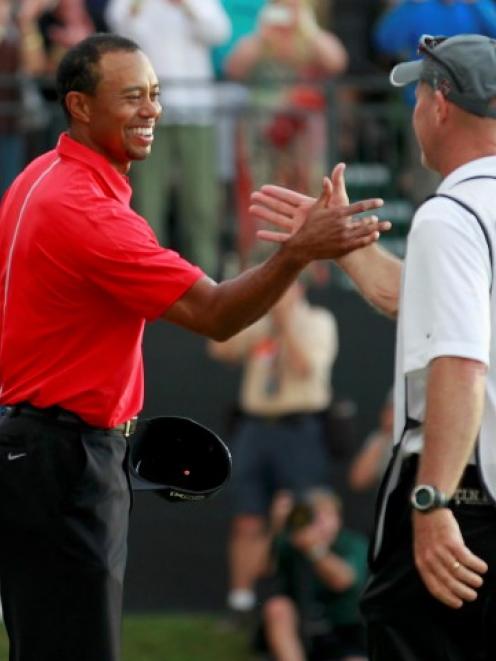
[5, 403, 138, 437]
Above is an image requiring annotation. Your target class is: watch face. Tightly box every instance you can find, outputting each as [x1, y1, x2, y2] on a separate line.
[415, 486, 434, 508]
[412, 485, 449, 512]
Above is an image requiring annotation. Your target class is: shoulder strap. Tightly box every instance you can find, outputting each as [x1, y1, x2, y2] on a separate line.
[425, 175, 495, 291]
[435, 193, 493, 281]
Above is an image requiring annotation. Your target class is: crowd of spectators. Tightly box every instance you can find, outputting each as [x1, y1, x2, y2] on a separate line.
[0, 0, 431, 273]
[6, 0, 496, 272]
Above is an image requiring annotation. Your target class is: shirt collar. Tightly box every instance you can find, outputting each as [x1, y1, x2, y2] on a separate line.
[438, 155, 496, 193]
[56, 132, 132, 205]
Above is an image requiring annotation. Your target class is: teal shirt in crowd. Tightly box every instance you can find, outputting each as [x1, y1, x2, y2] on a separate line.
[212, 0, 266, 78]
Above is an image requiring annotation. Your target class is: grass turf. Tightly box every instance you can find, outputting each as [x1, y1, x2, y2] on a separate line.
[0, 613, 253, 661]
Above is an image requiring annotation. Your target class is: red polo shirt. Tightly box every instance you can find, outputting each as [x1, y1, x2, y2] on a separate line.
[0, 133, 203, 427]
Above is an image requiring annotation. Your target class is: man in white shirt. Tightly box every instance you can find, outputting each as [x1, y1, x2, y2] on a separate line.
[105, 0, 231, 275]
[250, 34, 496, 661]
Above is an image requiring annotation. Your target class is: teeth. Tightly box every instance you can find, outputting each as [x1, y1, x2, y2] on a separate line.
[130, 128, 153, 137]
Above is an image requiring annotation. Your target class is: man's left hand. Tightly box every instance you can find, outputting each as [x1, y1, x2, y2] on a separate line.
[413, 508, 488, 608]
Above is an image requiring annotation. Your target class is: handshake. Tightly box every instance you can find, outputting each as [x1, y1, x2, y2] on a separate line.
[249, 163, 391, 264]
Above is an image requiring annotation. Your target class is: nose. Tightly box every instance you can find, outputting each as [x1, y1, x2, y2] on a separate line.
[140, 96, 162, 120]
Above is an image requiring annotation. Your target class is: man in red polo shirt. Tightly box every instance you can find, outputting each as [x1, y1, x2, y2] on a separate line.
[0, 33, 387, 661]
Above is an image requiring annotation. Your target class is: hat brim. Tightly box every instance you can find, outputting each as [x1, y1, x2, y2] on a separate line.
[128, 416, 232, 500]
[390, 60, 423, 87]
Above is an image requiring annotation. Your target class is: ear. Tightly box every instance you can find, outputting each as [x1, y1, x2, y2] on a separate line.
[64, 91, 92, 124]
[433, 89, 450, 125]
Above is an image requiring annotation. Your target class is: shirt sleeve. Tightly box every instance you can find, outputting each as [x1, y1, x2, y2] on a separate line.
[71, 198, 204, 321]
[403, 198, 492, 372]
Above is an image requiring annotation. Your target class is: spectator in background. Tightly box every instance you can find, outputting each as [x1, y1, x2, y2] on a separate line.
[39, 0, 95, 72]
[210, 1, 266, 272]
[260, 488, 368, 661]
[212, 0, 332, 80]
[208, 279, 338, 620]
[105, 0, 231, 276]
[35, 0, 95, 151]
[211, 0, 332, 78]
[0, 0, 47, 196]
[223, 0, 348, 264]
[225, 0, 347, 82]
[348, 388, 393, 493]
[373, 0, 496, 203]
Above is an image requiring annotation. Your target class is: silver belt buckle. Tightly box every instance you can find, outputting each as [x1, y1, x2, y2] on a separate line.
[123, 417, 137, 438]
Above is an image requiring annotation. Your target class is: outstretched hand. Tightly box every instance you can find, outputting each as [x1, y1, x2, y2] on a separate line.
[250, 163, 390, 261]
[250, 163, 390, 259]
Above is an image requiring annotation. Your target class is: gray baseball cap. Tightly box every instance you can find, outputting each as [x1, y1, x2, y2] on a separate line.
[390, 34, 496, 118]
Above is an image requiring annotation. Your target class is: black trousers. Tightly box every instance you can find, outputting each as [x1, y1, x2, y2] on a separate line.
[361, 456, 496, 661]
[0, 410, 131, 661]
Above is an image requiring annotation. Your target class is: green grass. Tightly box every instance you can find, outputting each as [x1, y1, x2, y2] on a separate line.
[0, 613, 254, 661]
[0, 622, 6, 659]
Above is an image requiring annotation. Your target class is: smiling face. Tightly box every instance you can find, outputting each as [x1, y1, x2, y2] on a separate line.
[67, 49, 162, 173]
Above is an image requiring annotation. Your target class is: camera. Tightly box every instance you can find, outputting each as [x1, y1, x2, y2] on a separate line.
[259, 4, 294, 28]
[285, 501, 314, 532]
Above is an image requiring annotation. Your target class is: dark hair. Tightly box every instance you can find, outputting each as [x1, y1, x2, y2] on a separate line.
[56, 33, 141, 121]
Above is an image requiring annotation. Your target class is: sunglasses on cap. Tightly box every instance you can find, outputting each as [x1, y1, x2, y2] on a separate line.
[417, 34, 463, 93]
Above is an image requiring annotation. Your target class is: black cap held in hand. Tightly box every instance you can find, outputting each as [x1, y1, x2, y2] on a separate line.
[129, 416, 232, 502]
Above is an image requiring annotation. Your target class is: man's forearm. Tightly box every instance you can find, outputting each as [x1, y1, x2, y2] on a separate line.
[416, 356, 487, 496]
[163, 244, 305, 340]
[164, 193, 386, 339]
[335, 243, 401, 318]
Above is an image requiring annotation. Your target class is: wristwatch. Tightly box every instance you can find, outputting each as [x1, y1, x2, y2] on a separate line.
[410, 484, 450, 513]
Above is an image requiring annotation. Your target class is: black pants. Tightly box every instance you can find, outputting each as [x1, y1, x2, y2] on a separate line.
[361, 456, 496, 661]
[0, 410, 130, 661]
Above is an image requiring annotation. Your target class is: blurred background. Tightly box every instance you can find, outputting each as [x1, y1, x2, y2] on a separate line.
[2, 0, 496, 658]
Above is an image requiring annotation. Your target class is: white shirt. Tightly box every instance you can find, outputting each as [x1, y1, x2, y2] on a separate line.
[394, 156, 496, 478]
[105, 0, 231, 124]
[373, 157, 496, 561]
